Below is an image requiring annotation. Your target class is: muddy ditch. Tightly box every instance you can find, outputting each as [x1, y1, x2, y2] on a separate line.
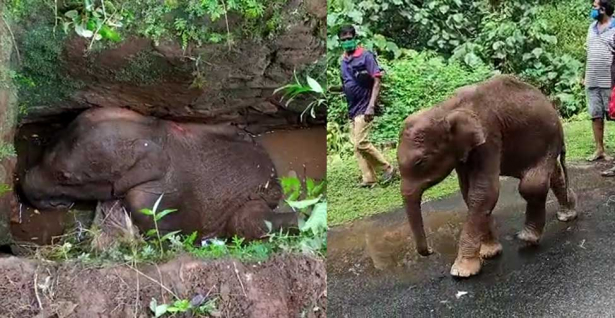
[10, 116, 325, 246]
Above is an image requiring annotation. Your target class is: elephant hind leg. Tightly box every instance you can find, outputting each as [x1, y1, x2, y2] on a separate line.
[517, 165, 550, 245]
[227, 199, 299, 240]
[550, 160, 578, 222]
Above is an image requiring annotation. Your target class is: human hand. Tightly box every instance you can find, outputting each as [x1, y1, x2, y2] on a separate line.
[364, 107, 375, 122]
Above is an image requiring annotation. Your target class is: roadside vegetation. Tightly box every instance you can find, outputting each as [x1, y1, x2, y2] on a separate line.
[326, 0, 607, 225]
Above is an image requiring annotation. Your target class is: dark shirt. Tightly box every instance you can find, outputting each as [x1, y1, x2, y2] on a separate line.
[340, 47, 382, 120]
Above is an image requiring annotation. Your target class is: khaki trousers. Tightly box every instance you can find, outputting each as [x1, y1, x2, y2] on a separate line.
[350, 115, 391, 183]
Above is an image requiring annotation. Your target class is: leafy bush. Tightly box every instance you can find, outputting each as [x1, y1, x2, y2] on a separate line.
[537, 0, 588, 62]
[451, 0, 586, 117]
[326, 0, 401, 60]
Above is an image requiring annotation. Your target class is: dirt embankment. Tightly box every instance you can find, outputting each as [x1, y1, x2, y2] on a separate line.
[0, 253, 326, 318]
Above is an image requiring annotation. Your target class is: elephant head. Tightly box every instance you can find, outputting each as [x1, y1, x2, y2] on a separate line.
[21, 133, 114, 210]
[397, 107, 486, 255]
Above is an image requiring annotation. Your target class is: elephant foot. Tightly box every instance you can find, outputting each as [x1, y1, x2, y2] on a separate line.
[517, 228, 541, 245]
[450, 256, 482, 278]
[557, 208, 578, 222]
[479, 241, 502, 259]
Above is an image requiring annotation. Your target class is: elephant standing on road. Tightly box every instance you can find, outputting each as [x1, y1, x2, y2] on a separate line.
[397, 75, 577, 277]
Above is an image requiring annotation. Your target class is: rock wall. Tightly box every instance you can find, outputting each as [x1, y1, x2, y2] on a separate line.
[15, 0, 326, 135]
[0, 16, 18, 246]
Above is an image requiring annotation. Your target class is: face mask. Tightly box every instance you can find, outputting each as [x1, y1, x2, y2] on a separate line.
[591, 8, 603, 20]
[341, 39, 358, 52]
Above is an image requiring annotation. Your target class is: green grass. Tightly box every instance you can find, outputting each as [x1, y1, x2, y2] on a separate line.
[327, 116, 615, 226]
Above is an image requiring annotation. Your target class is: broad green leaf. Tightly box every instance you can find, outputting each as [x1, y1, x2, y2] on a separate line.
[286, 197, 321, 210]
[146, 229, 158, 237]
[306, 76, 323, 94]
[532, 48, 543, 58]
[64, 10, 79, 19]
[155, 304, 169, 317]
[301, 202, 327, 235]
[139, 208, 154, 216]
[155, 209, 178, 221]
[463, 52, 481, 67]
[152, 193, 165, 213]
[99, 25, 122, 42]
[160, 230, 182, 242]
[452, 13, 463, 23]
[150, 298, 158, 313]
[75, 23, 93, 38]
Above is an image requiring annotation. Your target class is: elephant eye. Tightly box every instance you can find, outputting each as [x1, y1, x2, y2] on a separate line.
[414, 158, 424, 167]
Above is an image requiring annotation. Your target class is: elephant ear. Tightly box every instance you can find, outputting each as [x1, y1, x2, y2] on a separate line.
[445, 110, 486, 163]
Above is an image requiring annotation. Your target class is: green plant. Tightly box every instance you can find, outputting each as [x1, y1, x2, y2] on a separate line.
[450, 0, 585, 117]
[280, 176, 327, 238]
[58, 0, 124, 50]
[150, 296, 219, 317]
[326, 0, 401, 61]
[274, 72, 327, 122]
[139, 193, 180, 258]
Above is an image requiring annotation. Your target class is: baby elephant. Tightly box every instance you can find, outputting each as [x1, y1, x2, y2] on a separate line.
[397, 75, 577, 278]
[21, 107, 298, 241]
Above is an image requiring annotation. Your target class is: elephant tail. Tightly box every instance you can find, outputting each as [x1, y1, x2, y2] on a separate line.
[560, 142, 569, 190]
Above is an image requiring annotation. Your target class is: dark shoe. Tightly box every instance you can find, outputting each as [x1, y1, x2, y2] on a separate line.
[359, 182, 377, 188]
[381, 166, 398, 184]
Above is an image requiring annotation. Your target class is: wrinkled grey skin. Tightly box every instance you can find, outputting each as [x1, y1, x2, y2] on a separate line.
[397, 75, 578, 278]
[22, 107, 297, 240]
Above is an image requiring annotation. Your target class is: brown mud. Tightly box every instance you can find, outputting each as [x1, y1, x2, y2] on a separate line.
[0, 253, 326, 318]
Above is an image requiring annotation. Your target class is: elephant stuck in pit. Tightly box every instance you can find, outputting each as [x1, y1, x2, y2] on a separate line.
[20, 107, 298, 242]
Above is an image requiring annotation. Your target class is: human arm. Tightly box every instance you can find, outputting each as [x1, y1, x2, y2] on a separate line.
[364, 53, 383, 122]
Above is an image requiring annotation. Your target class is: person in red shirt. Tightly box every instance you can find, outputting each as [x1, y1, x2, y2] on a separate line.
[338, 25, 397, 187]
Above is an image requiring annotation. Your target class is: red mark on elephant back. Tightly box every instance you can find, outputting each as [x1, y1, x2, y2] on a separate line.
[170, 122, 186, 133]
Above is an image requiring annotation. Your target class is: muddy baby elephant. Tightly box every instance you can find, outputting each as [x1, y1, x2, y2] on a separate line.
[21, 107, 298, 241]
[397, 75, 577, 278]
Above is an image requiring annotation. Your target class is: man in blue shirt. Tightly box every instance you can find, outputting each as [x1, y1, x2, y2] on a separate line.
[339, 25, 396, 188]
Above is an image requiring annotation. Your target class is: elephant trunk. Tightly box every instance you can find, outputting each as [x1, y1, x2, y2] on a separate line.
[403, 191, 431, 256]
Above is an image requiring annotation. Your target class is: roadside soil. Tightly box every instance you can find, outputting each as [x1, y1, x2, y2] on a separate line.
[0, 253, 326, 318]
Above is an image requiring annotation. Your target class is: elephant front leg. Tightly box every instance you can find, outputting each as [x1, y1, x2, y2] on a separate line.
[457, 168, 502, 260]
[451, 172, 500, 278]
[227, 199, 299, 240]
[479, 217, 502, 259]
[517, 167, 550, 245]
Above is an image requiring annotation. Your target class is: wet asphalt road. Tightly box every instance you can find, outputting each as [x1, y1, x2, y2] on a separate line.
[327, 163, 615, 317]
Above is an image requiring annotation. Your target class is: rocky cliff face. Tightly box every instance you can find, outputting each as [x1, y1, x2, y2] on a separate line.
[0, 19, 18, 247]
[15, 0, 326, 134]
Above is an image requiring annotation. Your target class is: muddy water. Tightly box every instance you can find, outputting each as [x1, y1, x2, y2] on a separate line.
[256, 126, 326, 181]
[11, 122, 325, 246]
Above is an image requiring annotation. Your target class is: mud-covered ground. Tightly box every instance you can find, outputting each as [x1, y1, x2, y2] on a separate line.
[328, 162, 615, 317]
[0, 253, 326, 318]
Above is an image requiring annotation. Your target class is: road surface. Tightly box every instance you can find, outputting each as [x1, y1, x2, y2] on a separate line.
[328, 163, 615, 317]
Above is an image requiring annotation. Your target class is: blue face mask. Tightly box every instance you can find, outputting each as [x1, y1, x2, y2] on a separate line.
[591, 8, 602, 20]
